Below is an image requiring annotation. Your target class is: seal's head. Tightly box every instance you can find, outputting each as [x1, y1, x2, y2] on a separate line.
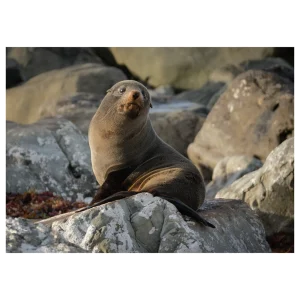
[102, 80, 152, 120]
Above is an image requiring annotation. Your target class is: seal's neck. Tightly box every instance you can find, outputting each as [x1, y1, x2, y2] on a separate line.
[89, 114, 158, 171]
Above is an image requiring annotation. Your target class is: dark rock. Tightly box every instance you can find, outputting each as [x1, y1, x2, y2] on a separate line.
[6, 47, 104, 80]
[6, 58, 24, 88]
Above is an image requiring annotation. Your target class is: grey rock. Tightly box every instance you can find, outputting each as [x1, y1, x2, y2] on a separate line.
[241, 57, 294, 82]
[206, 83, 228, 110]
[206, 156, 263, 199]
[173, 81, 225, 108]
[6, 47, 104, 80]
[154, 85, 175, 96]
[56, 92, 101, 135]
[188, 69, 294, 173]
[6, 217, 86, 253]
[148, 85, 175, 103]
[209, 64, 243, 83]
[209, 57, 293, 84]
[150, 99, 207, 117]
[6, 194, 271, 253]
[151, 111, 205, 156]
[147, 89, 173, 105]
[216, 138, 294, 236]
[6, 118, 98, 201]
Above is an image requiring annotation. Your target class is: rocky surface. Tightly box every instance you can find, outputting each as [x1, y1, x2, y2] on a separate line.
[240, 57, 294, 82]
[0, 216, 6, 256]
[109, 47, 276, 89]
[6, 58, 24, 88]
[5, 49, 294, 253]
[209, 64, 243, 83]
[172, 81, 225, 108]
[205, 156, 263, 199]
[209, 57, 294, 84]
[54, 92, 101, 135]
[148, 85, 175, 101]
[216, 138, 294, 236]
[188, 69, 294, 172]
[6, 47, 104, 81]
[6, 193, 271, 253]
[6, 63, 126, 124]
[6, 118, 97, 201]
[151, 111, 205, 156]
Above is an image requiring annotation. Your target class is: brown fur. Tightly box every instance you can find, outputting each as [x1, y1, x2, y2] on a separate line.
[37, 80, 214, 228]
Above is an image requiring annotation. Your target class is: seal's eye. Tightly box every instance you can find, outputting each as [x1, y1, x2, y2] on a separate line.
[141, 90, 146, 98]
[118, 86, 126, 94]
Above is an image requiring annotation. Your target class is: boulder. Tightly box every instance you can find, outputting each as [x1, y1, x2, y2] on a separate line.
[6, 47, 103, 80]
[6, 63, 126, 124]
[109, 47, 276, 89]
[205, 156, 262, 199]
[187, 69, 294, 172]
[151, 111, 205, 156]
[172, 81, 225, 108]
[240, 57, 294, 82]
[209, 64, 243, 83]
[6, 118, 98, 201]
[6, 194, 271, 253]
[0, 216, 6, 256]
[209, 57, 293, 84]
[216, 138, 294, 236]
[55, 92, 101, 135]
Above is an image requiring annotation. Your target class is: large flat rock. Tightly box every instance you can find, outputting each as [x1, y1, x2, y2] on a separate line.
[7, 194, 271, 253]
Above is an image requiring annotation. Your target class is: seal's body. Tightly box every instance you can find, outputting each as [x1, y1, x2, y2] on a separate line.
[36, 80, 214, 227]
[88, 80, 214, 228]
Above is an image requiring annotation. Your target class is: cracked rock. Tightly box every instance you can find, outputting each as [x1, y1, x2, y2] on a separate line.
[216, 138, 294, 236]
[205, 155, 263, 199]
[6, 118, 97, 201]
[6, 193, 271, 253]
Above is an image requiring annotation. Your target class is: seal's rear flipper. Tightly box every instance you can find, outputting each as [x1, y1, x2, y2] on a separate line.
[166, 198, 215, 228]
[35, 191, 139, 225]
[150, 193, 215, 228]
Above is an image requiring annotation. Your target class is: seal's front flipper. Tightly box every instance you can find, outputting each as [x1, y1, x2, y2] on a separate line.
[90, 166, 136, 205]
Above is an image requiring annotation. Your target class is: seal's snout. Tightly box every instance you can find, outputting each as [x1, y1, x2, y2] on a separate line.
[131, 90, 140, 100]
[117, 89, 145, 119]
[127, 89, 144, 107]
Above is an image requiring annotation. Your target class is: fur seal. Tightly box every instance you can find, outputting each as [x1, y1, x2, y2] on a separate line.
[37, 80, 215, 228]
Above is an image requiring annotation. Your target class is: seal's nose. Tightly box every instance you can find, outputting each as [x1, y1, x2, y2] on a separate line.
[132, 90, 140, 100]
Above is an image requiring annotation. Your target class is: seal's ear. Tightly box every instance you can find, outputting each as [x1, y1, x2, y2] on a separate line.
[106, 89, 111, 93]
[150, 102, 153, 108]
